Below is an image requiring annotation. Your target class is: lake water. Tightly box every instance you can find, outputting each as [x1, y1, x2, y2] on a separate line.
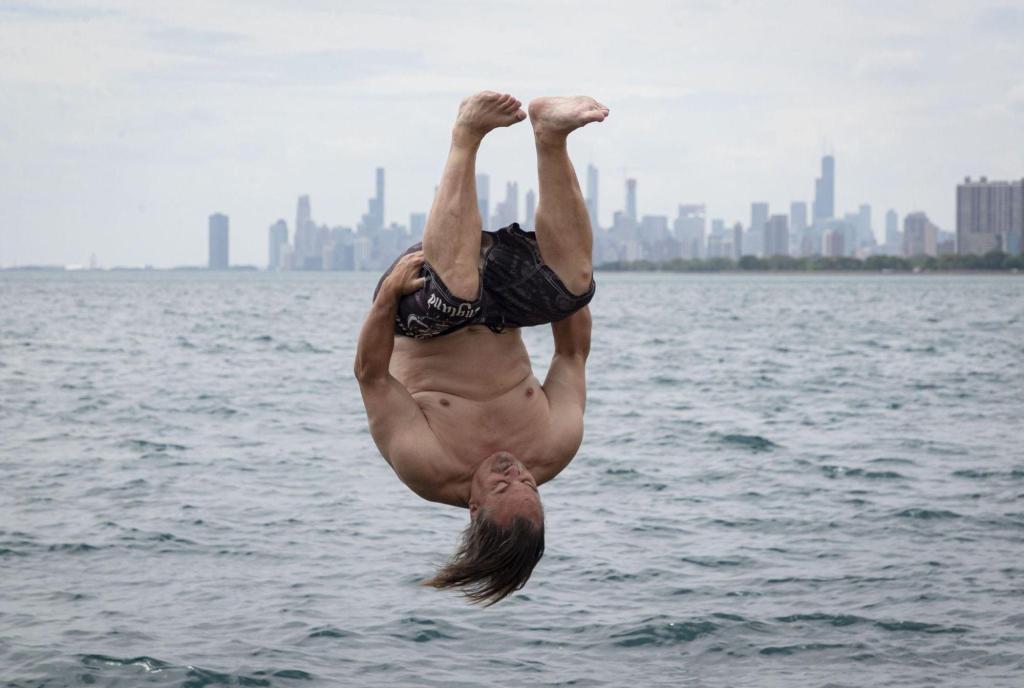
[1, 271, 1022, 687]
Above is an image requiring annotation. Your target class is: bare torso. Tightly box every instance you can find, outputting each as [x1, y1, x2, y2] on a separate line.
[389, 325, 559, 487]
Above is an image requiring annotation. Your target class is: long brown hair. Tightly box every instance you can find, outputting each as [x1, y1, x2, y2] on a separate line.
[423, 512, 545, 606]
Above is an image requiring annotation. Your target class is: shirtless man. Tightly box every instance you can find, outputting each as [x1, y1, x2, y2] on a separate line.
[355, 91, 608, 605]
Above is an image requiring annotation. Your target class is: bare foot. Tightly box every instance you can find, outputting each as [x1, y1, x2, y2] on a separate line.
[453, 91, 526, 145]
[528, 96, 609, 144]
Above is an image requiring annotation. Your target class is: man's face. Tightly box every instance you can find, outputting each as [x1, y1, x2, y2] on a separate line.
[469, 451, 543, 526]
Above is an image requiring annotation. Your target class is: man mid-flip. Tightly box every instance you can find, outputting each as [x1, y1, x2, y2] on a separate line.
[355, 91, 608, 604]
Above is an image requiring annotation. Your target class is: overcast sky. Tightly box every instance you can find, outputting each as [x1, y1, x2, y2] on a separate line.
[1, 0, 1022, 267]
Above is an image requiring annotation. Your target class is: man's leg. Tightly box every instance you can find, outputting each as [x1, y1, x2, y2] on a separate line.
[528, 96, 609, 296]
[422, 91, 525, 300]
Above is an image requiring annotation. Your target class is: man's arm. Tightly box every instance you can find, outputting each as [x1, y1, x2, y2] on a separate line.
[537, 306, 592, 483]
[354, 252, 448, 500]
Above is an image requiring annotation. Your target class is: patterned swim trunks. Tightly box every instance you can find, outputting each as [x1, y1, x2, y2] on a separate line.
[373, 223, 596, 339]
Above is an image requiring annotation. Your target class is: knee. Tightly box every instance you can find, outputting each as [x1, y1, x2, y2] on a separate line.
[565, 266, 593, 297]
[442, 269, 480, 301]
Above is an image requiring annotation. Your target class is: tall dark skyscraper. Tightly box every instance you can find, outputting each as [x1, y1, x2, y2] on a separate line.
[813, 154, 835, 223]
[586, 164, 599, 229]
[360, 168, 385, 234]
[208, 213, 229, 269]
[625, 178, 637, 223]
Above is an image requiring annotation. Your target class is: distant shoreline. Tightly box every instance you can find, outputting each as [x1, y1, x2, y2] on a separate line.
[4, 251, 1023, 275]
[595, 251, 1024, 274]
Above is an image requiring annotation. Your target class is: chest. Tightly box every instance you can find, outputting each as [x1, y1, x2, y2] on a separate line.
[415, 382, 550, 467]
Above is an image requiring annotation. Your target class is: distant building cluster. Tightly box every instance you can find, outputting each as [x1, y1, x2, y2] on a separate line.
[264, 168, 428, 272]
[205, 160, 1024, 270]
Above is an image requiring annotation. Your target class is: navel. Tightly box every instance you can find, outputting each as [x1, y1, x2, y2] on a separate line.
[526, 387, 534, 398]
[439, 398, 451, 407]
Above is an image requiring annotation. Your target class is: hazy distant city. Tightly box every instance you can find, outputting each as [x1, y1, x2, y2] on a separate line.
[200, 156, 1023, 273]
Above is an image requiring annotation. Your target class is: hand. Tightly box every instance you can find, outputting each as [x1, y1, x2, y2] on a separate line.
[382, 250, 426, 298]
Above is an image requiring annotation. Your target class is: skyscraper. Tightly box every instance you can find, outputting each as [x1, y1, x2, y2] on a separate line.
[822, 228, 845, 257]
[903, 212, 938, 257]
[625, 178, 637, 223]
[733, 222, 744, 259]
[885, 210, 900, 243]
[764, 215, 789, 257]
[492, 181, 519, 228]
[525, 189, 536, 229]
[476, 173, 490, 228]
[790, 201, 808, 233]
[884, 209, 901, 255]
[749, 202, 769, 256]
[813, 154, 835, 223]
[674, 204, 706, 259]
[208, 213, 229, 269]
[586, 164, 599, 229]
[856, 204, 873, 247]
[375, 167, 385, 227]
[409, 213, 427, 241]
[294, 195, 313, 261]
[268, 219, 288, 270]
[957, 176, 1024, 255]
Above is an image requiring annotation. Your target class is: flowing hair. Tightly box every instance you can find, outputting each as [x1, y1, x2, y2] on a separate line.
[423, 512, 545, 606]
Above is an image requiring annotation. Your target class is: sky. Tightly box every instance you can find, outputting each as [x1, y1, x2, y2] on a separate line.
[1, 0, 1022, 267]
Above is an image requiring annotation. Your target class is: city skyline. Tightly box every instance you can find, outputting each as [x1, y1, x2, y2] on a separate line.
[218, 156, 1017, 273]
[2, 1, 1023, 267]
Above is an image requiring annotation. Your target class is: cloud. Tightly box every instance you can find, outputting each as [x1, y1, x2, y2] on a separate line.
[0, 1, 119, 21]
[975, 3, 1024, 37]
[853, 49, 924, 84]
[1009, 83, 1024, 112]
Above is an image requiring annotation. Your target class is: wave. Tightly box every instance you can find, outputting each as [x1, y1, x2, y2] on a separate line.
[71, 654, 316, 685]
[893, 508, 962, 519]
[718, 433, 778, 451]
[820, 465, 906, 480]
[610, 617, 719, 647]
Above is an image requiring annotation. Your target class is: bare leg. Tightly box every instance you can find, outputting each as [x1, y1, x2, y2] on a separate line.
[422, 91, 526, 300]
[529, 96, 609, 296]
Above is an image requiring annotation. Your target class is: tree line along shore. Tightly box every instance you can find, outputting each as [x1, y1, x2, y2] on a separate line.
[596, 251, 1024, 273]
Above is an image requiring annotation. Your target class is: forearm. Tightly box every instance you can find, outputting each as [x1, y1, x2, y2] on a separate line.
[354, 287, 400, 382]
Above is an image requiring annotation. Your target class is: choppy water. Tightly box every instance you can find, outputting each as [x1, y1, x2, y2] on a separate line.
[1, 271, 1023, 687]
